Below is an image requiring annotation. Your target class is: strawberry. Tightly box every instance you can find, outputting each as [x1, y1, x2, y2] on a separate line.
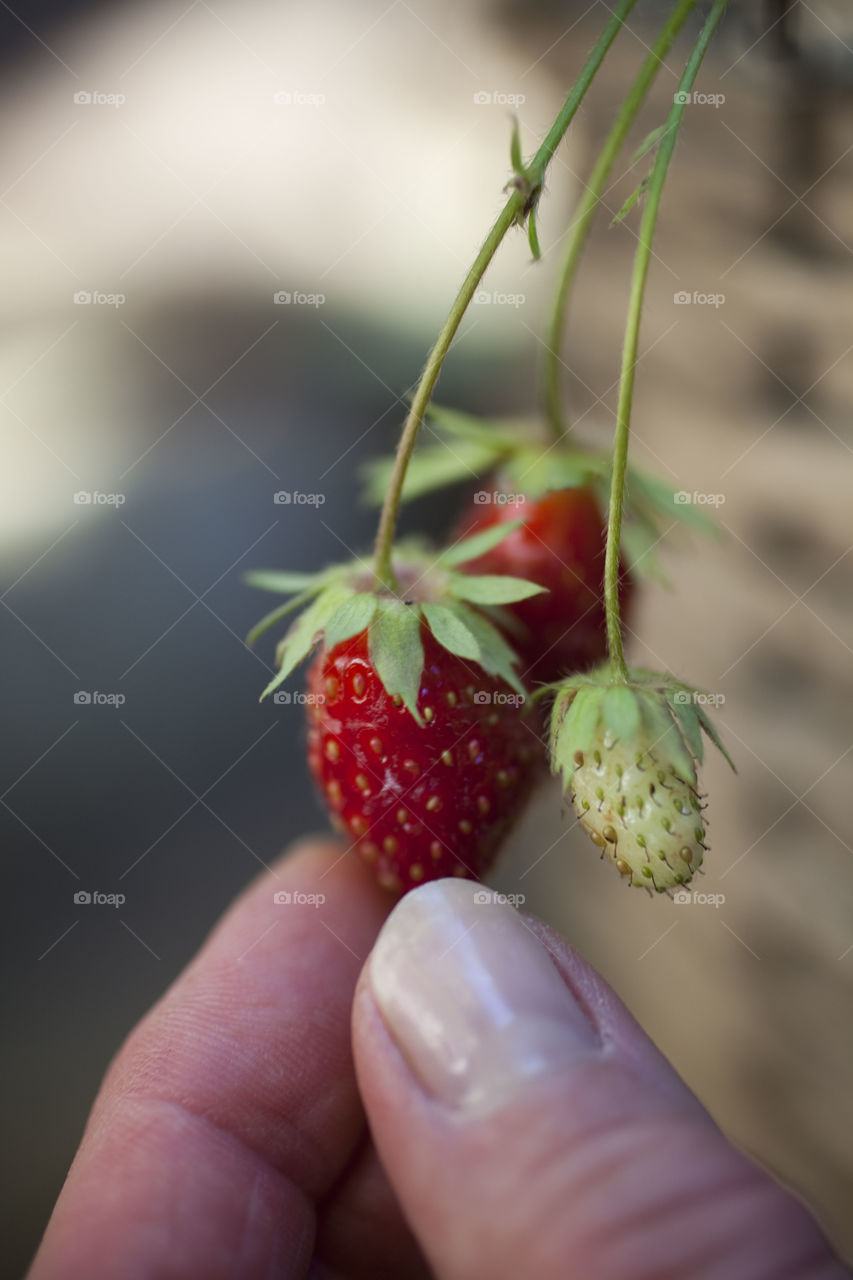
[453, 484, 634, 686]
[246, 528, 545, 893]
[305, 627, 535, 892]
[548, 668, 734, 894]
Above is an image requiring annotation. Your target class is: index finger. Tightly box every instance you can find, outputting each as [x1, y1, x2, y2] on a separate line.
[29, 838, 392, 1280]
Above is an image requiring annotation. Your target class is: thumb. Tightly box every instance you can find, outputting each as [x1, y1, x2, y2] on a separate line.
[352, 880, 845, 1280]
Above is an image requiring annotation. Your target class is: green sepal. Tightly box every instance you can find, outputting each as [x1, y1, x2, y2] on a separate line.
[603, 684, 641, 740]
[260, 582, 351, 701]
[667, 692, 705, 765]
[507, 448, 605, 501]
[246, 588, 319, 649]
[367, 599, 424, 725]
[360, 437, 505, 506]
[244, 568, 332, 595]
[695, 704, 736, 772]
[444, 601, 526, 696]
[440, 520, 523, 567]
[421, 602, 481, 662]
[636, 690, 697, 787]
[549, 686, 605, 788]
[323, 593, 377, 650]
[447, 573, 545, 606]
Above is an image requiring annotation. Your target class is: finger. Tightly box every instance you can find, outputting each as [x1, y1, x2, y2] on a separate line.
[30, 838, 397, 1280]
[353, 880, 846, 1280]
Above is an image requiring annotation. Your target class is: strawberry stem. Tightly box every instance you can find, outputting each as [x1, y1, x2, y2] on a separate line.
[604, 0, 729, 681]
[372, 0, 641, 592]
[542, 0, 702, 441]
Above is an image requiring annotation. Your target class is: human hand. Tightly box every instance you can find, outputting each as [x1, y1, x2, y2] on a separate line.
[30, 838, 847, 1279]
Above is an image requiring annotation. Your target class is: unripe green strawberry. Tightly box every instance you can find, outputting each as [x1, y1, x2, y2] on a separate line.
[548, 667, 734, 895]
[570, 734, 705, 891]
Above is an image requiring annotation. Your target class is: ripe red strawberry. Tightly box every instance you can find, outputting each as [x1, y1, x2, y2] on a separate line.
[453, 484, 634, 686]
[305, 626, 536, 892]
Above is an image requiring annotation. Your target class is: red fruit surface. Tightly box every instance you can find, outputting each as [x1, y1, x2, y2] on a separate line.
[305, 627, 537, 893]
[454, 485, 634, 685]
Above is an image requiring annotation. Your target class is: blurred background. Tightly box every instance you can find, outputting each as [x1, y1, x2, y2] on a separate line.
[2, 0, 852, 1273]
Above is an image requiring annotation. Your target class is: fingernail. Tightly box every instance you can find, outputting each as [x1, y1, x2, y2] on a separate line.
[369, 880, 599, 1112]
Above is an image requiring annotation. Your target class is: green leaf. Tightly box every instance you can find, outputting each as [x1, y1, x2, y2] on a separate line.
[368, 599, 424, 724]
[425, 403, 523, 447]
[630, 123, 668, 165]
[441, 520, 523, 567]
[246, 589, 317, 648]
[260, 583, 350, 701]
[627, 467, 720, 536]
[448, 573, 545, 605]
[244, 568, 330, 595]
[445, 601, 525, 696]
[695, 705, 736, 772]
[323, 593, 377, 650]
[611, 175, 649, 227]
[422, 602, 481, 662]
[637, 691, 696, 786]
[667, 693, 704, 765]
[603, 684, 641, 740]
[510, 449, 602, 499]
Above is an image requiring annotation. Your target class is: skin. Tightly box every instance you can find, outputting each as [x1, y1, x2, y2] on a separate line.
[28, 838, 848, 1280]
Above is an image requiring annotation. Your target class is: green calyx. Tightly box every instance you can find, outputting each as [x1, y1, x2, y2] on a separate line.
[548, 665, 735, 793]
[245, 523, 547, 721]
[360, 404, 719, 583]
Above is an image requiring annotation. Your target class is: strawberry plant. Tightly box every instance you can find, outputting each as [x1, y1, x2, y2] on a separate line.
[248, 0, 733, 896]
